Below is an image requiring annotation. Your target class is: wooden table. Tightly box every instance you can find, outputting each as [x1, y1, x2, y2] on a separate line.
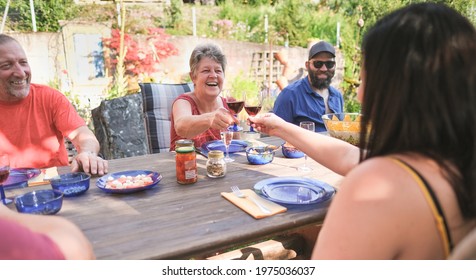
[5, 136, 343, 260]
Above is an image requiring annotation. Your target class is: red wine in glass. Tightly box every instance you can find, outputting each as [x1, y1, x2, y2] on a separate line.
[226, 101, 244, 131]
[244, 90, 263, 132]
[0, 169, 9, 183]
[245, 105, 262, 132]
[226, 101, 244, 115]
[244, 106, 262, 116]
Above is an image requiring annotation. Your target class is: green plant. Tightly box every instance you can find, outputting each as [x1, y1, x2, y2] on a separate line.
[164, 0, 183, 29]
[218, 0, 267, 38]
[0, 0, 79, 32]
[4, 0, 472, 111]
[228, 71, 261, 99]
[102, 1, 178, 99]
[103, 28, 178, 78]
[272, 0, 315, 47]
[211, 19, 234, 39]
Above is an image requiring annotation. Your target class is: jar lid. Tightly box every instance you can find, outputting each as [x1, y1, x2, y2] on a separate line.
[208, 150, 224, 159]
[175, 139, 194, 148]
[176, 146, 195, 153]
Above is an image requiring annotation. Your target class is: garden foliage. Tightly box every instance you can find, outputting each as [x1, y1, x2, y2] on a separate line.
[1, 0, 473, 111]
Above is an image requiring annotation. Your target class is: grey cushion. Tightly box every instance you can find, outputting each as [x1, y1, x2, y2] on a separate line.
[139, 82, 194, 153]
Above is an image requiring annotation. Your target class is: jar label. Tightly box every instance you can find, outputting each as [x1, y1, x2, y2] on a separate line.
[185, 169, 197, 180]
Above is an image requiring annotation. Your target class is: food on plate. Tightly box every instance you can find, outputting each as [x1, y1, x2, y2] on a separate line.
[105, 173, 154, 189]
[283, 142, 296, 148]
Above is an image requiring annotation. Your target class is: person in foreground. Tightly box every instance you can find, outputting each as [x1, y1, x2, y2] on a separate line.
[170, 43, 238, 150]
[273, 40, 344, 132]
[0, 34, 107, 175]
[0, 204, 94, 259]
[249, 3, 476, 259]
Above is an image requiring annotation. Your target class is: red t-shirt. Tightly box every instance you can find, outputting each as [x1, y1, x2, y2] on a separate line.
[170, 95, 228, 151]
[0, 84, 85, 168]
[0, 218, 65, 260]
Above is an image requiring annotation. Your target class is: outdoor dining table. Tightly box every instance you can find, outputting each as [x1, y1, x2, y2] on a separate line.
[5, 136, 343, 260]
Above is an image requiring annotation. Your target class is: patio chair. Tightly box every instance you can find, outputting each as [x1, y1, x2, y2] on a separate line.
[139, 82, 194, 153]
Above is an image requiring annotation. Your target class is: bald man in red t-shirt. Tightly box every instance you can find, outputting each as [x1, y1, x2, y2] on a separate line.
[0, 34, 107, 175]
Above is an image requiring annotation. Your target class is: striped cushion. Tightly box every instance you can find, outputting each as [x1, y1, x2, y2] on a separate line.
[139, 82, 194, 153]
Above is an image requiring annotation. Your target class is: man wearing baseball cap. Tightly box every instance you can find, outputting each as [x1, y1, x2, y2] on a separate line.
[273, 40, 344, 132]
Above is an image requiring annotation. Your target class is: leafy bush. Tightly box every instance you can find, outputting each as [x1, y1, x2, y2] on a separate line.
[228, 71, 261, 99]
[3, 0, 471, 112]
[102, 28, 178, 79]
[0, 0, 79, 32]
[271, 0, 315, 47]
[163, 0, 183, 29]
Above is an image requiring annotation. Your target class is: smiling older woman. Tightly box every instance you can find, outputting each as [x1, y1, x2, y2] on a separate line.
[169, 43, 238, 151]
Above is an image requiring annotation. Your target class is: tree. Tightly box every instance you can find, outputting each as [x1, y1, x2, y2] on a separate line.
[102, 0, 178, 100]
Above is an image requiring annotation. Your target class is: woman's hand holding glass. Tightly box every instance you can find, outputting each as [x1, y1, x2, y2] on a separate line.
[209, 107, 238, 131]
[247, 113, 288, 136]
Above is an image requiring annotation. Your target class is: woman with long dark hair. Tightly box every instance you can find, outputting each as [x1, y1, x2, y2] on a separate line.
[249, 3, 476, 259]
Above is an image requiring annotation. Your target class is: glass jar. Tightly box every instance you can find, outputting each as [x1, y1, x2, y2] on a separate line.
[175, 140, 197, 184]
[206, 150, 226, 178]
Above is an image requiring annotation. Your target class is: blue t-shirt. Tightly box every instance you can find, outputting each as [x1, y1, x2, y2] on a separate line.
[273, 77, 344, 132]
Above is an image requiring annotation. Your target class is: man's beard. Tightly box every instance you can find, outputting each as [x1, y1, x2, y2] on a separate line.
[2, 81, 30, 100]
[309, 70, 334, 90]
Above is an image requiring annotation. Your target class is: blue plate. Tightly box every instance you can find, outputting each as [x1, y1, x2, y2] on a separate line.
[96, 170, 162, 194]
[253, 177, 335, 205]
[3, 168, 41, 190]
[201, 140, 250, 154]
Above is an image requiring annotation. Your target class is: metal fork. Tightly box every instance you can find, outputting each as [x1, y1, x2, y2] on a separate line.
[231, 186, 271, 214]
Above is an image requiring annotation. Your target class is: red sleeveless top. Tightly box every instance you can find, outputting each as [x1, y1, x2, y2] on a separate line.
[170, 95, 228, 151]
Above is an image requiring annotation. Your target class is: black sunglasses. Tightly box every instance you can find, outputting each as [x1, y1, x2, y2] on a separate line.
[312, 60, 336, 69]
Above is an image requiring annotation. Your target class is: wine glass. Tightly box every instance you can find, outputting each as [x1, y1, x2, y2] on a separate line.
[244, 91, 263, 133]
[298, 121, 315, 172]
[0, 153, 12, 205]
[221, 128, 234, 162]
[223, 90, 244, 132]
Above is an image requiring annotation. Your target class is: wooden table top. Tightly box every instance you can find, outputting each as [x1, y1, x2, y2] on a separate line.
[5, 136, 343, 260]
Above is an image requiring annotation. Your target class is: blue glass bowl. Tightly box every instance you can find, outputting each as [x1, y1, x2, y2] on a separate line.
[282, 144, 304, 158]
[246, 147, 275, 165]
[50, 172, 90, 197]
[14, 189, 63, 215]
